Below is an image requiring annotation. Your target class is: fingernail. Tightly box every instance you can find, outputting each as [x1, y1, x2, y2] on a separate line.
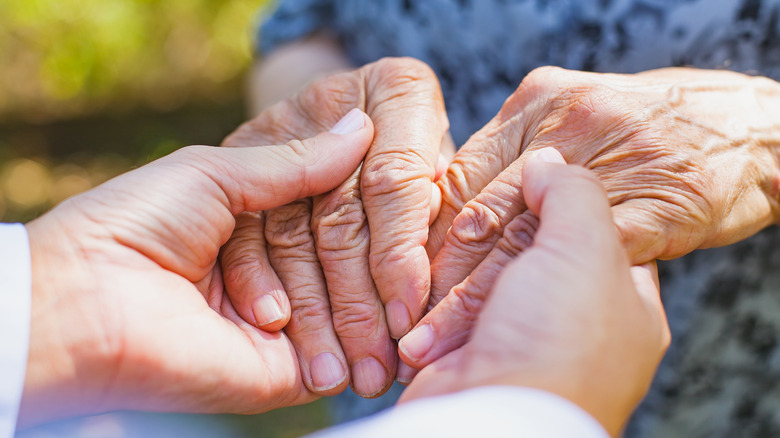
[396, 361, 418, 385]
[399, 324, 434, 362]
[351, 357, 388, 398]
[386, 300, 412, 339]
[310, 352, 347, 391]
[253, 295, 283, 326]
[534, 147, 566, 164]
[330, 108, 366, 135]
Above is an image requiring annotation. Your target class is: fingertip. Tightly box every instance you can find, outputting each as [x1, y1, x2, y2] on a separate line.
[522, 148, 567, 215]
[291, 109, 374, 202]
[252, 294, 290, 332]
[309, 352, 349, 394]
[399, 323, 434, 364]
[396, 361, 419, 385]
[533, 147, 566, 164]
[315, 109, 374, 165]
[351, 356, 391, 398]
[386, 300, 413, 339]
[329, 108, 372, 136]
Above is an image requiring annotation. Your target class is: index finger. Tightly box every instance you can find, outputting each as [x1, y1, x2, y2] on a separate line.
[359, 58, 449, 339]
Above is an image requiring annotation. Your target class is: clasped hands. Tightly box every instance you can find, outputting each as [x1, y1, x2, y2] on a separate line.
[219, 60, 780, 392]
[21, 57, 780, 435]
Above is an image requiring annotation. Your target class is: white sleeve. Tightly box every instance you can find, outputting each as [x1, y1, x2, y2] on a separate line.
[0, 224, 31, 438]
[309, 386, 609, 438]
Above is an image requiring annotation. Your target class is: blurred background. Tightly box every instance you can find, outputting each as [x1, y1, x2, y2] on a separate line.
[0, 0, 268, 222]
[3, 0, 334, 436]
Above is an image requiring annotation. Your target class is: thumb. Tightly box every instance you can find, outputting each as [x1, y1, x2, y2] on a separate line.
[522, 147, 618, 254]
[182, 108, 374, 214]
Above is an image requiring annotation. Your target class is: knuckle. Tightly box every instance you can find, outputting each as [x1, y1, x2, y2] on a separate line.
[559, 86, 623, 127]
[287, 293, 331, 334]
[365, 57, 443, 116]
[331, 302, 383, 339]
[222, 254, 264, 290]
[222, 241, 263, 271]
[438, 162, 475, 212]
[448, 284, 483, 324]
[448, 201, 503, 248]
[265, 202, 314, 249]
[499, 212, 539, 256]
[361, 150, 432, 198]
[517, 66, 569, 96]
[371, 56, 437, 86]
[313, 190, 369, 253]
[368, 244, 409, 270]
[296, 73, 363, 120]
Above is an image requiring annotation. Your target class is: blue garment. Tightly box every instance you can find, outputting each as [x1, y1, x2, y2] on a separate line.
[260, 0, 780, 144]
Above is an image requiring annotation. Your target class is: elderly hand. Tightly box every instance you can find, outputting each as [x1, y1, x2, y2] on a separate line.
[401, 150, 670, 437]
[401, 66, 780, 370]
[220, 57, 450, 397]
[19, 112, 373, 427]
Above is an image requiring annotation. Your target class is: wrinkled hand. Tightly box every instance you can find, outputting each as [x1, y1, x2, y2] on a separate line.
[401, 150, 670, 437]
[19, 114, 373, 427]
[402, 66, 780, 369]
[220, 57, 450, 397]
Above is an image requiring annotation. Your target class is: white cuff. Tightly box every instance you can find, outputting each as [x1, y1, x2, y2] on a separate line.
[310, 386, 609, 437]
[0, 224, 31, 438]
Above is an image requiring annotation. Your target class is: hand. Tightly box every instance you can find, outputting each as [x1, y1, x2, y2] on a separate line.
[220, 57, 451, 397]
[18, 111, 374, 427]
[400, 150, 671, 437]
[401, 66, 780, 370]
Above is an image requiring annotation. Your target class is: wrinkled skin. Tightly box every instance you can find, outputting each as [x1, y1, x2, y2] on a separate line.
[401, 152, 670, 437]
[400, 66, 780, 371]
[221, 57, 449, 397]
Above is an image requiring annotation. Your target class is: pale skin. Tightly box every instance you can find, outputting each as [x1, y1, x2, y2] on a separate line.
[402, 149, 671, 437]
[18, 110, 375, 427]
[16, 135, 669, 437]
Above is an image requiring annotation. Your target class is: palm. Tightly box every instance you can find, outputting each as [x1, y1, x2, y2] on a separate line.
[96, 253, 312, 413]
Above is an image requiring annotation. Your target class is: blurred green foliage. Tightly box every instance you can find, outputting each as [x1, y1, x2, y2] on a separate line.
[0, 0, 271, 121]
[0, 0, 276, 222]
